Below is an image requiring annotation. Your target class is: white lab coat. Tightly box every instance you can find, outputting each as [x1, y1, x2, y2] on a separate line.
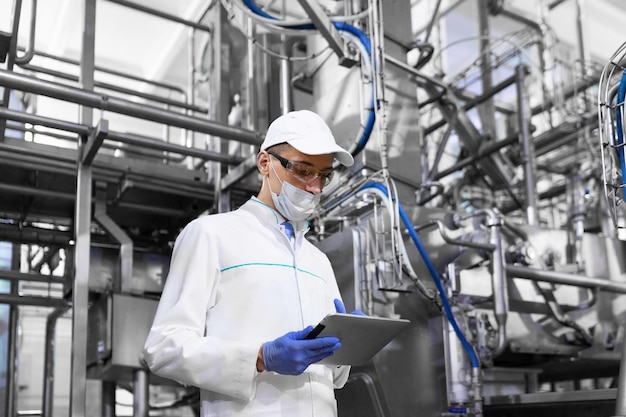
[143, 197, 350, 417]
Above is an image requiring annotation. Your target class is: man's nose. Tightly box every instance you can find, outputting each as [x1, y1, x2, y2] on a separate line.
[305, 178, 324, 194]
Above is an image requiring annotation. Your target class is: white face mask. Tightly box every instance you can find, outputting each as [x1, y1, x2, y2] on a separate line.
[268, 161, 321, 221]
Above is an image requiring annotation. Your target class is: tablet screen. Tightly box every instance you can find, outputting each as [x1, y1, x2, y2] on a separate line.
[307, 313, 410, 365]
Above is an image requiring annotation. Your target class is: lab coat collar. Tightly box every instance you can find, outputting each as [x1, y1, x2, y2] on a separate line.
[244, 197, 310, 235]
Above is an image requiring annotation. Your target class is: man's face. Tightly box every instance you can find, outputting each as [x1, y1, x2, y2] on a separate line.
[265, 146, 335, 195]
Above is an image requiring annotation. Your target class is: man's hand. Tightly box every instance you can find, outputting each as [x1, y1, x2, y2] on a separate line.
[334, 298, 366, 316]
[260, 327, 341, 375]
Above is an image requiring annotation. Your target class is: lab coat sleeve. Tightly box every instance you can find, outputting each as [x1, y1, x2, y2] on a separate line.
[333, 365, 350, 389]
[143, 220, 260, 401]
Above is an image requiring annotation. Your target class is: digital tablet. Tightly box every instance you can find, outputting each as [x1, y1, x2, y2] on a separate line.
[306, 313, 411, 365]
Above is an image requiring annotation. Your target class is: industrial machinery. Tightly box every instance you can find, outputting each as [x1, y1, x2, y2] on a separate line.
[1, 1, 626, 416]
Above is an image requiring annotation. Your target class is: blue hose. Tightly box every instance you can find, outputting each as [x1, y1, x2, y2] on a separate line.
[242, 0, 314, 29]
[616, 69, 626, 188]
[242, 0, 375, 159]
[362, 182, 480, 368]
[351, 106, 376, 157]
[242, 0, 372, 53]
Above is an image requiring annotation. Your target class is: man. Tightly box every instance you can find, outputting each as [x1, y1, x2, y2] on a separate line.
[143, 110, 357, 416]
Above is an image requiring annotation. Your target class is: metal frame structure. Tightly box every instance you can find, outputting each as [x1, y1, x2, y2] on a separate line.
[1, 1, 626, 417]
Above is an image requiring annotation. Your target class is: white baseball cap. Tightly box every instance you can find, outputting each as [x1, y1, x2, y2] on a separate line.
[260, 110, 354, 167]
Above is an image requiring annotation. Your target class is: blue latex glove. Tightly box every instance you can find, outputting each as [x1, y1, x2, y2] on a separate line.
[334, 298, 366, 316]
[262, 326, 341, 375]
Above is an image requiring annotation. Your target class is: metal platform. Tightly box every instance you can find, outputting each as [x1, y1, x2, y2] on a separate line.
[0, 135, 256, 249]
[484, 388, 617, 417]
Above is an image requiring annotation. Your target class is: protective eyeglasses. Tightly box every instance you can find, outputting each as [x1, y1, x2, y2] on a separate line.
[268, 151, 334, 186]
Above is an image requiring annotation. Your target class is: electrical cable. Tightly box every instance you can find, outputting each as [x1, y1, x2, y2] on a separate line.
[413, 42, 435, 69]
[221, 13, 334, 62]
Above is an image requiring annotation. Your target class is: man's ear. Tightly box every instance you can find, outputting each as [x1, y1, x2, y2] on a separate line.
[257, 151, 270, 175]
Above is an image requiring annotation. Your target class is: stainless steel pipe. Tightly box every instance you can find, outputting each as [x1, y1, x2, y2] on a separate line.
[506, 264, 626, 294]
[0, 70, 262, 146]
[0, 108, 242, 164]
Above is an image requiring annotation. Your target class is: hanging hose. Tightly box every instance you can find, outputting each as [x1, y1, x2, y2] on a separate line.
[615, 69, 626, 188]
[240, 0, 375, 159]
[361, 181, 480, 368]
